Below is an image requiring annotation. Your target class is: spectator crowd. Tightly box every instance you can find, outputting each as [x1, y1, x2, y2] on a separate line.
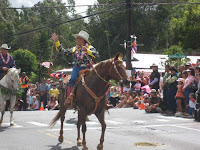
[107, 60, 200, 118]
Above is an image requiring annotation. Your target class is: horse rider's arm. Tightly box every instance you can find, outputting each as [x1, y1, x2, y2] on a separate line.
[54, 41, 72, 55]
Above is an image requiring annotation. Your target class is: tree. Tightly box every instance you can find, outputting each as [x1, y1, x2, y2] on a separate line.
[11, 49, 38, 75]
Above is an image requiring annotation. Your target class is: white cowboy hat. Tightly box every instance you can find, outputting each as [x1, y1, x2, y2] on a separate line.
[73, 30, 91, 44]
[0, 44, 11, 50]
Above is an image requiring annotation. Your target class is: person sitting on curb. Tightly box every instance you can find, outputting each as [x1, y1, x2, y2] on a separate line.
[145, 89, 162, 113]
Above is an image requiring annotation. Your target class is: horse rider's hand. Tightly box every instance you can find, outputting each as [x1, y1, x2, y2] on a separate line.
[2, 67, 8, 71]
[82, 46, 87, 53]
[51, 33, 59, 42]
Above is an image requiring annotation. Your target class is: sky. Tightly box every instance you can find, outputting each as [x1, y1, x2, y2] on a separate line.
[9, 0, 97, 14]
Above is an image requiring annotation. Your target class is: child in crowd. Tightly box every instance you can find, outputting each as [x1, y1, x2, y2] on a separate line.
[175, 78, 187, 117]
[188, 93, 195, 117]
[134, 78, 142, 94]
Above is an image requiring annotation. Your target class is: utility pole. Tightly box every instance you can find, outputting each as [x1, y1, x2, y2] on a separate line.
[126, 0, 132, 75]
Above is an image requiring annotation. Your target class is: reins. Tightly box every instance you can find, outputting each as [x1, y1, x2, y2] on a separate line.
[81, 74, 107, 115]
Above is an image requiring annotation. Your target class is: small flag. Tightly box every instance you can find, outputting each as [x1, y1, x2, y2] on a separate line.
[40, 62, 53, 69]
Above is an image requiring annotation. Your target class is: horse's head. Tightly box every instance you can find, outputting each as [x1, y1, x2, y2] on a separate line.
[108, 53, 128, 83]
[7, 68, 21, 89]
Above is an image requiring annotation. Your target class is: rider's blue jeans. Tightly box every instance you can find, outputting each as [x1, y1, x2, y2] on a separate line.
[68, 66, 86, 88]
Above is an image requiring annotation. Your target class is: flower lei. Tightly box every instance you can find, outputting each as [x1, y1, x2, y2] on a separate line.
[0, 52, 10, 64]
[75, 43, 88, 60]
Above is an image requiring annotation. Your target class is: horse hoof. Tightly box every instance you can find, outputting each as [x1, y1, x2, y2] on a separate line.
[82, 147, 88, 150]
[10, 123, 15, 126]
[77, 140, 82, 146]
[58, 136, 63, 143]
[97, 144, 103, 150]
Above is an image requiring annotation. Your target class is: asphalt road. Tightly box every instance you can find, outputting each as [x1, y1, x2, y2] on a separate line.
[0, 108, 200, 150]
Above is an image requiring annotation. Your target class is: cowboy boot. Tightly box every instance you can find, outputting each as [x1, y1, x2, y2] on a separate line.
[65, 86, 74, 108]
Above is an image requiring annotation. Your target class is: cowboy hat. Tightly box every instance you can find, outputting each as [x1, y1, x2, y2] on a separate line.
[73, 30, 91, 44]
[0, 44, 11, 50]
[150, 89, 157, 93]
[150, 63, 158, 68]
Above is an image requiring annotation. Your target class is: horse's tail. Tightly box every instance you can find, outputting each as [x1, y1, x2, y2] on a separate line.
[49, 110, 61, 127]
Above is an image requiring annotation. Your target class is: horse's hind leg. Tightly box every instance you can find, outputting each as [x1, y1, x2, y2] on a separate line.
[77, 111, 82, 146]
[10, 97, 16, 126]
[58, 108, 66, 143]
[96, 110, 106, 150]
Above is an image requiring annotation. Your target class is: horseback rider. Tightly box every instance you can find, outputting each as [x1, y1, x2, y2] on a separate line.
[0, 44, 16, 111]
[0, 44, 16, 79]
[51, 30, 98, 107]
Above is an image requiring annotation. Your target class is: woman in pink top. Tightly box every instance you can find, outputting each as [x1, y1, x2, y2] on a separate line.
[183, 68, 195, 104]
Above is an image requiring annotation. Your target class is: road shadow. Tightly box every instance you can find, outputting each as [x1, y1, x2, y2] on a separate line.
[0, 126, 9, 132]
[65, 118, 77, 125]
[49, 143, 79, 150]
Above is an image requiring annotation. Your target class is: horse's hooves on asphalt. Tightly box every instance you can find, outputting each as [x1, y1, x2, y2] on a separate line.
[58, 136, 63, 143]
[77, 141, 82, 146]
[97, 144, 103, 150]
[10, 123, 15, 126]
[82, 147, 88, 150]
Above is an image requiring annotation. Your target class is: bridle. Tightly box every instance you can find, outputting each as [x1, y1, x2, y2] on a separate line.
[85, 54, 123, 83]
[108, 59, 123, 81]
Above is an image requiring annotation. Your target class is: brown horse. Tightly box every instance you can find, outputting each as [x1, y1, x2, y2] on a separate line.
[50, 53, 128, 150]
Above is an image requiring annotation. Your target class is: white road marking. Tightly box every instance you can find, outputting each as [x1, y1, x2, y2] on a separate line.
[106, 120, 122, 125]
[155, 119, 170, 122]
[28, 121, 48, 127]
[171, 125, 200, 132]
[156, 116, 192, 121]
[1, 123, 22, 128]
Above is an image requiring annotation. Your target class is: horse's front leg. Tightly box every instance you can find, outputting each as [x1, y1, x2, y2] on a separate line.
[77, 111, 82, 146]
[10, 96, 16, 126]
[96, 110, 106, 150]
[0, 99, 5, 125]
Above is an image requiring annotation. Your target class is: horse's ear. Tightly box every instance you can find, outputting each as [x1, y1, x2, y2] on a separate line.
[114, 53, 123, 61]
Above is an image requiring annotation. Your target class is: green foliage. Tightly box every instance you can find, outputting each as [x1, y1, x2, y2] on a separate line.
[164, 45, 189, 69]
[11, 49, 38, 75]
[29, 72, 37, 83]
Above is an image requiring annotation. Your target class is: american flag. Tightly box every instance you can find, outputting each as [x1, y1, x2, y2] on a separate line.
[131, 39, 137, 54]
[40, 62, 53, 69]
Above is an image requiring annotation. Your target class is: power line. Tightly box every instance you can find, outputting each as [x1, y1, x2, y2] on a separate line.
[133, 2, 200, 6]
[0, 7, 120, 39]
[1, 2, 199, 10]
